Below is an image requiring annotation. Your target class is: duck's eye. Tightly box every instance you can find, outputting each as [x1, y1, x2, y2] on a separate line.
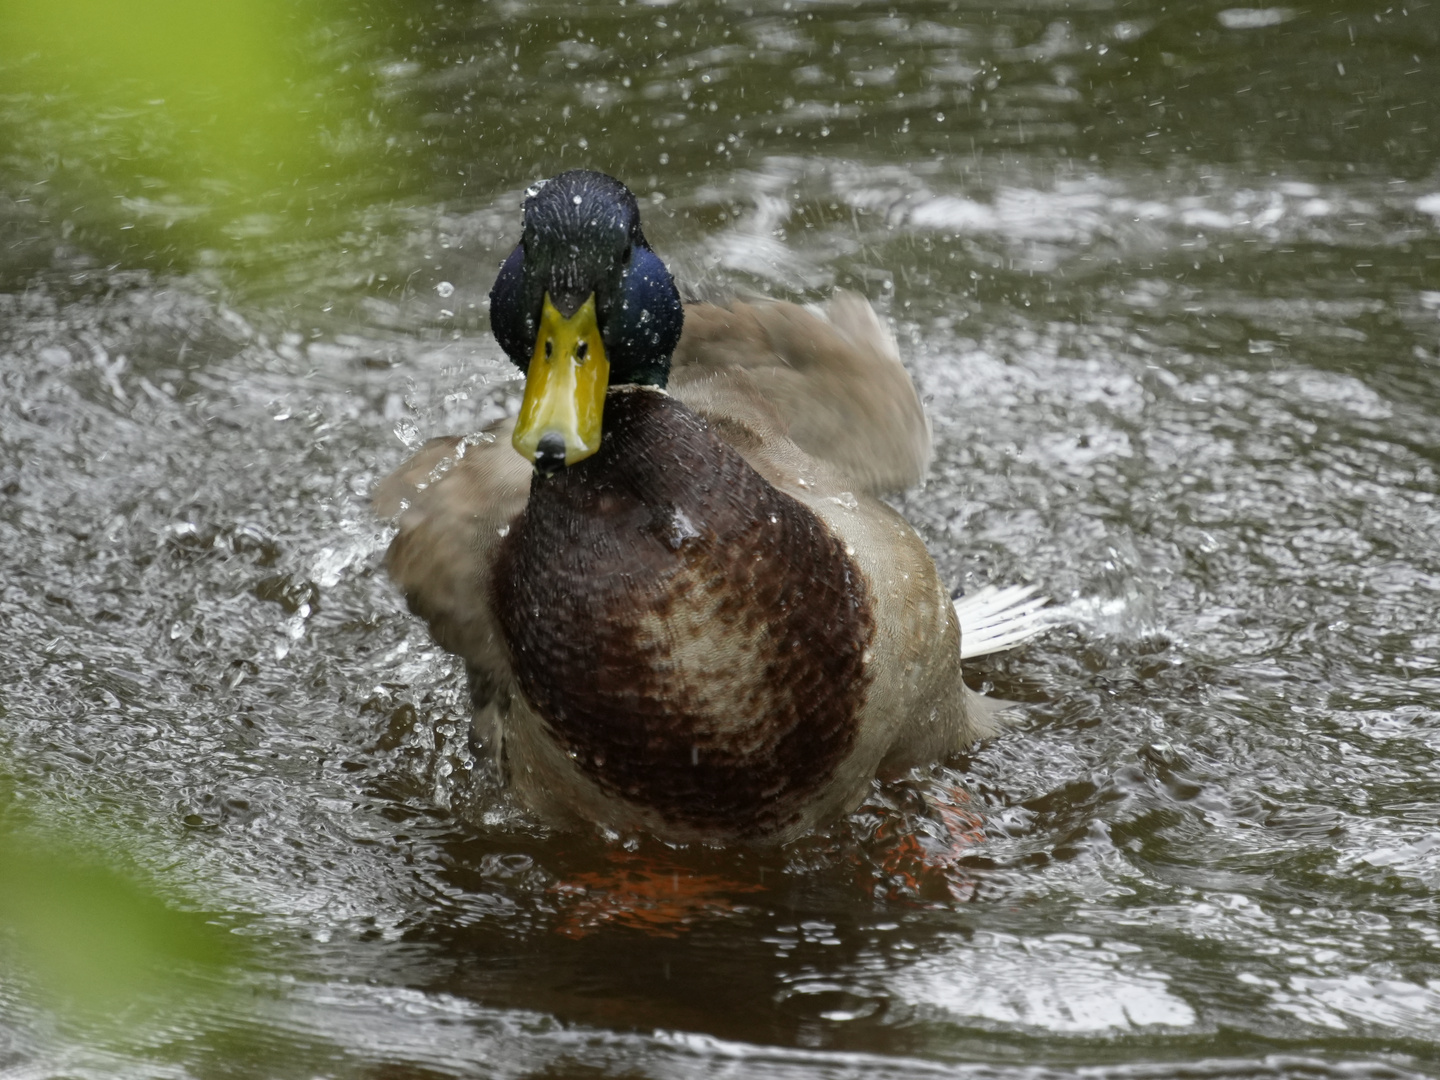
[621, 246, 633, 267]
[576, 341, 588, 361]
[544, 340, 553, 359]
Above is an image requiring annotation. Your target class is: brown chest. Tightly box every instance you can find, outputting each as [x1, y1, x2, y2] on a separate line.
[491, 391, 875, 839]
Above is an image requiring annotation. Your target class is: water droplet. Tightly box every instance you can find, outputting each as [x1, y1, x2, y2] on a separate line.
[666, 507, 701, 550]
[435, 281, 455, 298]
[572, 194, 583, 205]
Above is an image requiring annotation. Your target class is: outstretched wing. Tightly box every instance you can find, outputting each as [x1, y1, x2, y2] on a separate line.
[373, 427, 530, 676]
[669, 292, 931, 495]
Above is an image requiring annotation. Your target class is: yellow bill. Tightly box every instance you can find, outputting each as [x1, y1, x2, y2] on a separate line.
[512, 293, 610, 470]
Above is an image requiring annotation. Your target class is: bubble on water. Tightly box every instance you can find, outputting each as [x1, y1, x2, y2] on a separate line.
[435, 281, 455, 299]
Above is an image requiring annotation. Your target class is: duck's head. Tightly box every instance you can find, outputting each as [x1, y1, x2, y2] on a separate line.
[489, 169, 684, 474]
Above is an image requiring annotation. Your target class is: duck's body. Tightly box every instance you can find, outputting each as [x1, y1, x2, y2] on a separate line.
[376, 171, 1039, 846]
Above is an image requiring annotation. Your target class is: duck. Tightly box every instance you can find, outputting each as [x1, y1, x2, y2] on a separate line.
[374, 169, 1045, 847]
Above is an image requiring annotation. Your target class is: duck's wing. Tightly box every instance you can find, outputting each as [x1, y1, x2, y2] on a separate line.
[669, 293, 931, 495]
[373, 425, 530, 677]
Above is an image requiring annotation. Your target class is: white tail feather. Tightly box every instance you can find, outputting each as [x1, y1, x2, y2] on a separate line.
[955, 584, 1050, 660]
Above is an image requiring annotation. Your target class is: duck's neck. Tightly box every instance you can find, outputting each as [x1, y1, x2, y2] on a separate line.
[492, 387, 876, 839]
[515, 386, 749, 537]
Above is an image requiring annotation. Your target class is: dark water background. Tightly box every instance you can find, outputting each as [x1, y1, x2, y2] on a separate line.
[2, 1, 1439, 1076]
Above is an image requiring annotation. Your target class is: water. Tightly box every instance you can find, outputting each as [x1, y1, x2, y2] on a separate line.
[2, 1, 1439, 1076]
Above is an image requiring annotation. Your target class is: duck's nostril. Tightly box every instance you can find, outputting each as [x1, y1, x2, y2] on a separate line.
[576, 340, 588, 361]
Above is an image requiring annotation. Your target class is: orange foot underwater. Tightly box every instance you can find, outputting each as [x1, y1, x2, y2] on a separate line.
[865, 781, 987, 903]
[549, 850, 767, 939]
[544, 781, 989, 937]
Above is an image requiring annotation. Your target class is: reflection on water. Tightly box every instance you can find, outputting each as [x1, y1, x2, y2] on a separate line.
[2, 1, 1439, 1077]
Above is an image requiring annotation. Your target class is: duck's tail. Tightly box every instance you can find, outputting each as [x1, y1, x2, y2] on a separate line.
[955, 584, 1049, 660]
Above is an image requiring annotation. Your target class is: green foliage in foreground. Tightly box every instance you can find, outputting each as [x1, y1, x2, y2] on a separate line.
[0, 0, 399, 280]
[0, 830, 240, 1017]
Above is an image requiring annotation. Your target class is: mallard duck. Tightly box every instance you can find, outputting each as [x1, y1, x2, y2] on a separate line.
[374, 170, 1044, 846]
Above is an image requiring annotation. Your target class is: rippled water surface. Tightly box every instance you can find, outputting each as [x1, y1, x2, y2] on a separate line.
[3, 2, 1440, 1077]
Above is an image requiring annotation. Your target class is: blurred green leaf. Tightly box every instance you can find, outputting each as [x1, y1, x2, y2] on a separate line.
[0, 0, 403, 277]
[0, 0, 312, 169]
[0, 832, 239, 1015]
[5, 0, 285, 101]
